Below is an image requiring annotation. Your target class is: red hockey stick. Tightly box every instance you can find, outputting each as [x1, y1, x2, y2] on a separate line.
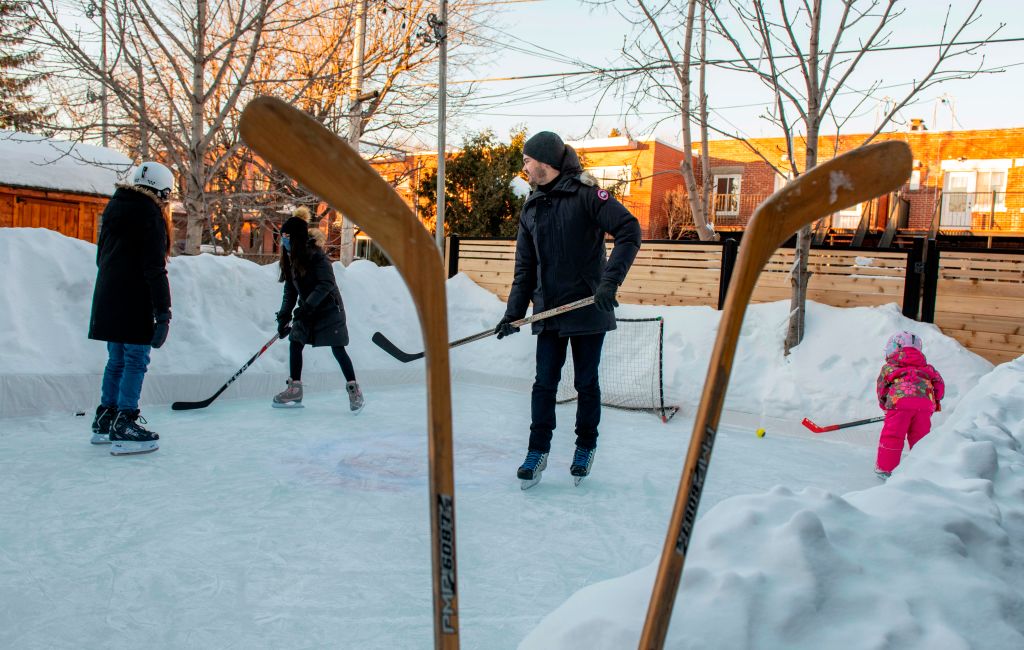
[801, 415, 885, 433]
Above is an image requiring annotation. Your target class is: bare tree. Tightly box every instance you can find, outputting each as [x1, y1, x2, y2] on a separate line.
[706, 0, 1004, 353]
[25, 0, 484, 255]
[631, 0, 717, 241]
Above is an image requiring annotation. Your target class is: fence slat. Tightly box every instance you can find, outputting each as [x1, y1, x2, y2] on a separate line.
[450, 237, 1024, 364]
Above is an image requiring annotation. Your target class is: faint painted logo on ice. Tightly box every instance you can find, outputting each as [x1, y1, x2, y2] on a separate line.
[829, 170, 855, 204]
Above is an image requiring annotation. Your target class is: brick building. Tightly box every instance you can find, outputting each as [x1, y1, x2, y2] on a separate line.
[370, 136, 688, 239]
[372, 124, 1024, 245]
[692, 123, 1024, 243]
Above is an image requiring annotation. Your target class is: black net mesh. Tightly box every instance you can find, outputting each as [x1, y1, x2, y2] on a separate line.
[556, 317, 678, 422]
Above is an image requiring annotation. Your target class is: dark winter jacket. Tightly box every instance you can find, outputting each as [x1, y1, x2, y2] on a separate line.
[505, 150, 642, 336]
[279, 242, 349, 347]
[88, 184, 171, 345]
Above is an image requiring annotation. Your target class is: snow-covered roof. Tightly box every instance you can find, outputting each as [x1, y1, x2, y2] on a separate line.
[0, 130, 134, 196]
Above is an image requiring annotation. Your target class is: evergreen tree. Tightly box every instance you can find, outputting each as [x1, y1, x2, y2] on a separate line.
[418, 128, 527, 238]
[0, 0, 48, 131]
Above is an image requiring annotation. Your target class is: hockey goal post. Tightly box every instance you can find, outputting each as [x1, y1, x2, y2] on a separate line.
[556, 316, 679, 422]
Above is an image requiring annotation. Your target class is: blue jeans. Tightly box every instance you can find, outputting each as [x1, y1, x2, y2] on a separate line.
[100, 342, 152, 411]
[529, 331, 605, 453]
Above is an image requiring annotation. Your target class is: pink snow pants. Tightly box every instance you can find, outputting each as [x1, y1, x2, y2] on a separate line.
[876, 397, 934, 473]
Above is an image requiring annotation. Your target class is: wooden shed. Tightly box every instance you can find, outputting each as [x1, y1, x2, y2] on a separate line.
[0, 131, 133, 243]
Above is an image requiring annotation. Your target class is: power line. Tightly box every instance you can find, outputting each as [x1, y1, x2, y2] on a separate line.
[447, 36, 1024, 85]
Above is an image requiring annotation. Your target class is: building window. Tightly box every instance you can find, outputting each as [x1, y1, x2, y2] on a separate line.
[974, 170, 1007, 212]
[586, 165, 632, 196]
[939, 159, 1011, 228]
[833, 202, 863, 229]
[713, 174, 742, 215]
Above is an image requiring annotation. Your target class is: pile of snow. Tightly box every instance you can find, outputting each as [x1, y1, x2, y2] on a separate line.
[0, 227, 992, 428]
[0, 130, 134, 195]
[524, 357, 1024, 649]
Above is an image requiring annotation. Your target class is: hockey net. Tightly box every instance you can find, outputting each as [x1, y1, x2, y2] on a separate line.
[556, 317, 679, 422]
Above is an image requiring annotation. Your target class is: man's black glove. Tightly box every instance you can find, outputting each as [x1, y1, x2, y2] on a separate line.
[276, 312, 292, 338]
[494, 315, 521, 340]
[594, 279, 619, 312]
[151, 311, 171, 349]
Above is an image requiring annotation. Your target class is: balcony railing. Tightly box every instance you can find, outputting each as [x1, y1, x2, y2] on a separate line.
[939, 191, 1024, 231]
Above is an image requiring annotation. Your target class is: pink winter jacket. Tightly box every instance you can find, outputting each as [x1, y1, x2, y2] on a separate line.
[876, 347, 945, 410]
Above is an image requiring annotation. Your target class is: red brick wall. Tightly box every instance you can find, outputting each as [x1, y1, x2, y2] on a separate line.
[700, 127, 1024, 231]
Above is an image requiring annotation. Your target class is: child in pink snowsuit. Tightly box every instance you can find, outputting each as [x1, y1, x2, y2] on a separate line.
[874, 331, 944, 479]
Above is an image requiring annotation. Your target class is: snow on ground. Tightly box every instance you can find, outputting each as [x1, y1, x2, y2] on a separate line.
[1, 227, 1022, 649]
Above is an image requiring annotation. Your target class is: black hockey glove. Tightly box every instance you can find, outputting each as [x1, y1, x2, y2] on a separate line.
[494, 315, 521, 340]
[594, 278, 619, 312]
[151, 311, 171, 349]
[276, 312, 292, 338]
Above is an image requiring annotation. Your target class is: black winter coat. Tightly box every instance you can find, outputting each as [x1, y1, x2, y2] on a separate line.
[88, 185, 171, 345]
[505, 173, 642, 336]
[279, 242, 349, 347]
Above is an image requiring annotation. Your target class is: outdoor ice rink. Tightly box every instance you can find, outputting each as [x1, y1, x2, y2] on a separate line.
[0, 381, 877, 650]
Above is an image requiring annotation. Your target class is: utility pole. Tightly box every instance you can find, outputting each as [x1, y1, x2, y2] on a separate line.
[434, 1, 448, 254]
[342, 0, 367, 266]
[100, 0, 109, 146]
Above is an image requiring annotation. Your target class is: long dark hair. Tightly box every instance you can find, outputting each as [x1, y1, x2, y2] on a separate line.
[278, 216, 310, 281]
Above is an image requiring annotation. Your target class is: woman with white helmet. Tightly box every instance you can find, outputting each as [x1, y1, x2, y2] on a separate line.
[88, 161, 174, 456]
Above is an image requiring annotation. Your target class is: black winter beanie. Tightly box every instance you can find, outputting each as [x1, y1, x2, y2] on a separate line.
[281, 216, 309, 251]
[524, 131, 566, 168]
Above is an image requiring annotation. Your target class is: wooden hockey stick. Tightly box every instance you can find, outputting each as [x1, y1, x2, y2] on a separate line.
[801, 415, 885, 433]
[239, 96, 460, 649]
[171, 330, 287, 410]
[639, 141, 912, 649]
[373, 296, 596, 363]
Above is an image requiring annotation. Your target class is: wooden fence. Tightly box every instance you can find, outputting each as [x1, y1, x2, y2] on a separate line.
[448, 236, 1024, 365]
[924, 249, 1024, 364]
[451, 237, 920, 315]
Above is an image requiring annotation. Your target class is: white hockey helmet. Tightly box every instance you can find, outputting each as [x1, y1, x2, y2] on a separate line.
[132, 161, 175, 200]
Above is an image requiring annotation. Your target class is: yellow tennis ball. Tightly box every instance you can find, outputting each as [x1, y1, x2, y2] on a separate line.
[756, 428, 766, 438]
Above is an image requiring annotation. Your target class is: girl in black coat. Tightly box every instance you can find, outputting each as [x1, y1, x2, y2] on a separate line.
[272, 214, 364, 412]
[88, 161, 174, 456]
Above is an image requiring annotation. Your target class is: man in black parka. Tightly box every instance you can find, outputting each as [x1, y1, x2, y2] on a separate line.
[88, 161, 174, 456]
[494, 131, 641, 488]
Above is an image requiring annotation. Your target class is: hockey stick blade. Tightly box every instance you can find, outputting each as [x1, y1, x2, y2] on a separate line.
[239, 96, 460, 648]
[372, 331, 425, 362]
[171, 331, 284, 411]
[372, 296, 596, 363]
[640, 141, 912, 650]
[801, 415, 885, 433]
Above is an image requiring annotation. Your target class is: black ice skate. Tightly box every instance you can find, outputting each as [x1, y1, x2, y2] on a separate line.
[570, 445, 596, 486]
[91, 405, 115, 445]
[517, 450, 549, 490]
[109, 410, 160, 456]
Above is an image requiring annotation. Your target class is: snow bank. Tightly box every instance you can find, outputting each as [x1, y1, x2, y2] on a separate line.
[521, 358, 1024, 649]
[0, 227, 992, 425]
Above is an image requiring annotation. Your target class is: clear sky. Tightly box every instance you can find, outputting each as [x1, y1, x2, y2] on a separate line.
[441, 0, 1024, 147]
